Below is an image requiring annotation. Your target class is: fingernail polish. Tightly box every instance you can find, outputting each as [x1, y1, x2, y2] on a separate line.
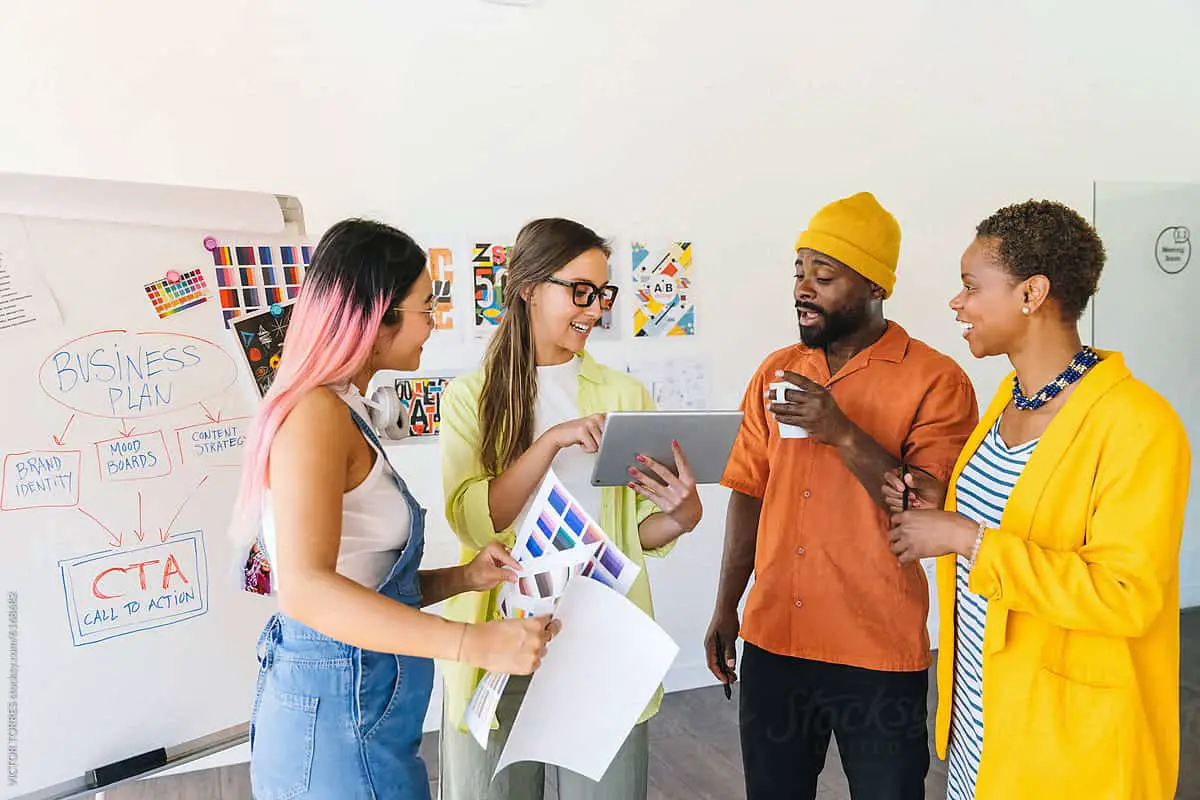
[636, 455, 646, 463]
[628, 467, 638, 475]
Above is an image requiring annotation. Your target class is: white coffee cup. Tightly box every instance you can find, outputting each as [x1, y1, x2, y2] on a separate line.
[769, 381, 809, 439]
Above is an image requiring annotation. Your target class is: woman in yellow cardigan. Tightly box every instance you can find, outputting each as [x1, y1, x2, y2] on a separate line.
[438, 217, 703, 800]
[884, 199, 1191, 799]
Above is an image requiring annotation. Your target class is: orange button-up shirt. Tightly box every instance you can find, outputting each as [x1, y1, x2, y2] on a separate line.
[721, 321, 978, 672]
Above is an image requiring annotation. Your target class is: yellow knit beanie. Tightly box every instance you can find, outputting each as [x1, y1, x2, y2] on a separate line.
[794, 192, 901, 297]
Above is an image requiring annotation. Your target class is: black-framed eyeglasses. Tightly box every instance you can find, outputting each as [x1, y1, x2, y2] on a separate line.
[544, 277, 619, 310]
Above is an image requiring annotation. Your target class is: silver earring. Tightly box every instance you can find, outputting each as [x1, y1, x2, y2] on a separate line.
[1022, 306, 1030, 315]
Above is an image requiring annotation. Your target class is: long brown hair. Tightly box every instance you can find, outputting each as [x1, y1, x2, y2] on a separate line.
[478, 218, 611, 475]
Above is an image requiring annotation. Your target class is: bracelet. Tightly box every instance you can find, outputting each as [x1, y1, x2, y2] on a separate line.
[455, 622, 468, 662]
[967, 520, 986, 569]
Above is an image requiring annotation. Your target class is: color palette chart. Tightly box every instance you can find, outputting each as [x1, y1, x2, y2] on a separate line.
[468, 469, 635, 749]
[512, 471, 639, 598]
[143, 268, 209, 319]
[211, 242, 311, 327]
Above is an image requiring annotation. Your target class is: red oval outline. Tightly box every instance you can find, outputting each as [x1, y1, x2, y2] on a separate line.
[38, 330, 239, 420]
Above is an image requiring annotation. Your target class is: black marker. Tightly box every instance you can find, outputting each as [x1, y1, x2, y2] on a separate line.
[85, 746, 168, 789]
[713, 633, 733, 700]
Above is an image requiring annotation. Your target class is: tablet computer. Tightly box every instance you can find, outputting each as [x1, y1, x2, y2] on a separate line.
[590, 410, 744, 487]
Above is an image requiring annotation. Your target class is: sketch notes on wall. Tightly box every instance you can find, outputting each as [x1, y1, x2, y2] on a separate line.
[0, 174, 294, 799]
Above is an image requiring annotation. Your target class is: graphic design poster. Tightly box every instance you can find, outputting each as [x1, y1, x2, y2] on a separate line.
[473, 242, 512, 337]
[232, 301, 295, 397]
[428, 247, 455, 330]
[394, 376, 450, 437]
[632, 241, 694, 337]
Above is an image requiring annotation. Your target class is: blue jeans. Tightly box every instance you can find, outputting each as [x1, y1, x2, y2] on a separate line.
[250, 615, 435, 799]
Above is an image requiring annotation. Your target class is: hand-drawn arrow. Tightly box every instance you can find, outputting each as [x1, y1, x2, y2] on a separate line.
[119, 419, 137, 438]
[52, 414, 75, 447]
[78, 507, 122, 549]
[199, 401, 222, 424]
[159, 475, 209, 543]
[134, 491, 146, 543]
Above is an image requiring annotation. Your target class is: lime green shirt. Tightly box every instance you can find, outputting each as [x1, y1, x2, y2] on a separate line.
[439, 351, 675, 733]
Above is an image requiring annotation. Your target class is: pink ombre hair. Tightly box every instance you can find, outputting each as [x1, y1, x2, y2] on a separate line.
[231, 219, 426, 548]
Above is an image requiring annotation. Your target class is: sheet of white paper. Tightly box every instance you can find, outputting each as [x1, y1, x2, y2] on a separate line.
[626, 356, 711, 410]
[464, 669, 511, 749]
[495, 577, 679, 782]
[0, 215, 60, 334]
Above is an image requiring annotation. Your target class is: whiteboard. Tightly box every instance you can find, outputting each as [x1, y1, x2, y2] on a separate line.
[1092, 181, 1200, 609]
[0, 181, 301, 796]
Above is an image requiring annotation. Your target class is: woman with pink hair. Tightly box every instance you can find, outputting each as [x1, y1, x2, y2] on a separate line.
[236, 218, 558, 800]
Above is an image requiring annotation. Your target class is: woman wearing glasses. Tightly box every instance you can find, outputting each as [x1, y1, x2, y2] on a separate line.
[439, 217, 703, 799]
[237, 218, 559, 800]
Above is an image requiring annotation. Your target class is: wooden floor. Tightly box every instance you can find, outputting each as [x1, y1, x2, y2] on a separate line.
[112, 609, 1200, 799]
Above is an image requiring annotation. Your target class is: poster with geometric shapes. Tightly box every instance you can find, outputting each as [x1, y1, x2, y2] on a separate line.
[394, 376, 450, 437]
[211, 242, 311, 327]
[473, 242, 512, 338]
[427, 247, 456, 331]
[632, 241, 694, 337]
[232, 301, 295, 397]
[143, 268, 210, 319]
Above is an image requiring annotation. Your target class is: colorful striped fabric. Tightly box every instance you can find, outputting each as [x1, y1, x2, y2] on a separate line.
[946, 418, 1039, 799]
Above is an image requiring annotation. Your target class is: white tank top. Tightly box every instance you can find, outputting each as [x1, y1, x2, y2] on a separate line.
[261, 383, 412, 592]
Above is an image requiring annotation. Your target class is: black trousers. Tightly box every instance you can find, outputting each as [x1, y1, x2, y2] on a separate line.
[739, 642, 930, 800]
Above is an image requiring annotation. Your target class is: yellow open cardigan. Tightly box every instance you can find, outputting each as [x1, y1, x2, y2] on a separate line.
[937, 351, 1191, 798]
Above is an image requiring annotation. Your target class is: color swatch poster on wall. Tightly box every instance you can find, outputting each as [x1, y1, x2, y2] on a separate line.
[427, 247, 455, 331]
[393, 376, 450, 437]
[632, 241, 694, 337]
[143, 267, 210, 319]
[233, 301, 295, 397]
[210, 241, 310, 327]
[473, 242, 511, 338]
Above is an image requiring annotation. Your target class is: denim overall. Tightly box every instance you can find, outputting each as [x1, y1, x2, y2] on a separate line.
[249, 407, 434, 800]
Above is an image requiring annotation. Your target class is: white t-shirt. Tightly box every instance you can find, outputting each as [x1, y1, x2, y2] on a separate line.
[514, 356, 603, 530]
[261, 384, 412, 593]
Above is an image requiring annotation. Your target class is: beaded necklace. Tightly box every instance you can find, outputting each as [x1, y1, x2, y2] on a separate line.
[1012, 346, 1099, 411]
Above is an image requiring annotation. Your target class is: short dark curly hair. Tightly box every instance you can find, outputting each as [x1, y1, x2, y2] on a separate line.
[976, 200, 1105, 322]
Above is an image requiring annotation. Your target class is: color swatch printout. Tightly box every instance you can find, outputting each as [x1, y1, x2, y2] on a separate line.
[143, 268, 210, 319]
[212, 243, 310, 327]
[512, 473, 639, 596]
[464, 470, 640, 748]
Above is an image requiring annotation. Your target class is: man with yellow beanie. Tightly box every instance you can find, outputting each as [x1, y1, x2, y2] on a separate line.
[708, 192, 978, 799]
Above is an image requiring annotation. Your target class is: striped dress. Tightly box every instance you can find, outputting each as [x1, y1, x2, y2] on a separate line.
[945, 419, 1039, 799]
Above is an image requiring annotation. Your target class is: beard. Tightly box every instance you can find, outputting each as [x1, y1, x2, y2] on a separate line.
[797, 302, 869, 348]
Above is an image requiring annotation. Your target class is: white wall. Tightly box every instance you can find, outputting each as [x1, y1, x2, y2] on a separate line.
[2, 0, 1199, 715]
